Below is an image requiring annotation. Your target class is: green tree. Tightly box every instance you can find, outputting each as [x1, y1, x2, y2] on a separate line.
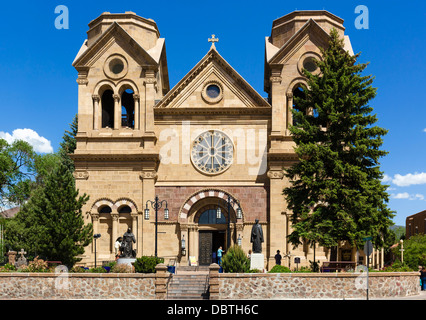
[221, 245, 250, 273]
[0, 139, 37, 208]
[394, 234, 426, 270]
[283, 29, 394, 251]
[7, 163, 92, 267]
[58, 114, 78, 172]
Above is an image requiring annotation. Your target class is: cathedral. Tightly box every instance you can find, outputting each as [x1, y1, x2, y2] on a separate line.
[71, 10, 384, 269]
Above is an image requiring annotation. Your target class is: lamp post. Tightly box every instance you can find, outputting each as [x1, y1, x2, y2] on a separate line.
[93, 233, 101, 268]
[217, 194, 242, 250]
[144, 195, 169, 257]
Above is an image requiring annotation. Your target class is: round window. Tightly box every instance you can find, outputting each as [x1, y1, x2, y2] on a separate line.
[191, 130, 233, 175]
[303, 57, 318, 73]
[110, 59, 124, 74]
[206, 84, 220, 98]
[201, 81, 223, 104]
[104, 54, 128, 79]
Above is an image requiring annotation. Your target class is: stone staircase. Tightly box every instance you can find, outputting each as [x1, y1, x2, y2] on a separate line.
[167, 266, 210, 300]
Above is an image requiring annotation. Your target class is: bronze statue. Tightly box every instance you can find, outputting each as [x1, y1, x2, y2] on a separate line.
[120, 228, 136, 258]
[250, 219, 264, 253]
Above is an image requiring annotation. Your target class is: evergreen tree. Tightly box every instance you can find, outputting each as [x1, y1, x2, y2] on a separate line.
[12, 163, 92, 267]
[58, 114, 78, 172]
[283, 29, 394, 251]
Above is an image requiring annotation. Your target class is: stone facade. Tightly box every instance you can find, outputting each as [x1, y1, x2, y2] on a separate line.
[70, 10, 384, 270]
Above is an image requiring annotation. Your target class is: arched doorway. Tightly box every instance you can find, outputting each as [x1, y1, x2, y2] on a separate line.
[179, 189, 244, 266]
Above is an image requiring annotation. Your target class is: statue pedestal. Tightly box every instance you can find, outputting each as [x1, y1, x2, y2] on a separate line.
[116, 258, 136, 266]
[250, 253, 264, 271]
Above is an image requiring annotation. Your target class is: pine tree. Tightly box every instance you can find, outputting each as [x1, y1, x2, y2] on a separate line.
[283, 29, 394, 251]
[15, 162, 92, 267]
[58, 114, 78, 172]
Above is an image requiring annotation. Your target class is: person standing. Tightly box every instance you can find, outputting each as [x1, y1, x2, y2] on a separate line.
[275, 250, 282, 265]
[217, 246, 224, 266]
[421, 266, 426, 291]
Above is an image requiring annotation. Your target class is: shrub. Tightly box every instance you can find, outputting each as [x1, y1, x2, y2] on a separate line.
[88, 266, 107, 273]
[18, 256, 50, 272]
[133, 256, 164, 273]
[268, 265, 291, 273]
[111, 263, 134, 273]
[0, 263, 16, 272]
[221, 245, 250, 273]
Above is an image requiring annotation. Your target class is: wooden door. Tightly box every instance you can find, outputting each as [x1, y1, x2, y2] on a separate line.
[199, 231, 212, 265]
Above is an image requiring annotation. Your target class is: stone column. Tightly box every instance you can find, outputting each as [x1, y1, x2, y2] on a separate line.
[286, 92, 293, 133]
[267, 168, 286, 269]
[133, 94, 141, 131]
[143, 70, 157, 135]
[7, 251, 17, 266]
[131, 213, 138, 253]
[113, 94, 121, 130]
[140, 170, 157, 256]
[155, 263, 168, 300]
[111, 213, 119, 256]
[209, 263, 220, 300]
[91, 213, 99, 254]
[269, 66, 284, 136]
[92, 94, 100, 130]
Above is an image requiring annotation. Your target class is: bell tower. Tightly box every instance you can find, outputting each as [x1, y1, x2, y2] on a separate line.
[71, 12, 170, 262]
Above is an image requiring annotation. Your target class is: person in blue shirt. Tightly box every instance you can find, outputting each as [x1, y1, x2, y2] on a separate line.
[217, 246, 224, 265]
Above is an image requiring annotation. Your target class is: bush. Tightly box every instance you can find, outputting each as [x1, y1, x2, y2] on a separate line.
[88, 266, 107, 273]
[268, 265, 291, 273]
[111, 263, 134, 273]
[0, 263, 16, 272]
[18, 256, 50, 272]
[221, 245, 250, 273]
[133, 256, 164, 273]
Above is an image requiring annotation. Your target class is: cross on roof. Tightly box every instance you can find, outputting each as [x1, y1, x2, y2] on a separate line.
[208, 34, 219, 48]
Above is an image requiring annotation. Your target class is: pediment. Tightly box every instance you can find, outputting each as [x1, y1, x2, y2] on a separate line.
[268, 19, 330, 65]
[155, 46, 271, 112]
[72, 22, 158, 69]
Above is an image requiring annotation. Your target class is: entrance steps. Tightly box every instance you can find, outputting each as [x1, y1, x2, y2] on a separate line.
[167, 267, 210, 300]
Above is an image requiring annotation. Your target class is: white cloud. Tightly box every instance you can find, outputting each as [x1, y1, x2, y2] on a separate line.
[423, 128, 426, 133]
[392, 192, 425, 201]
[382, 174, 392, 183]
[0, 128, 53, 153]
[392, 172, 426, 187]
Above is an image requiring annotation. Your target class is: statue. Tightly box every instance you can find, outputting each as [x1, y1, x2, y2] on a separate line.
[120, 228, 136, 258]
[250, 219, 264, 253]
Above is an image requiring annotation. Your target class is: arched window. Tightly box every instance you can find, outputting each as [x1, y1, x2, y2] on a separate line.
[118, 205, 132, 214]
[98, 205, 112, 214]
[121, 89, 134, 128]
[292, 86, 306, 126]
[101, 89, 114, 128]
[198, 208, 226, 224]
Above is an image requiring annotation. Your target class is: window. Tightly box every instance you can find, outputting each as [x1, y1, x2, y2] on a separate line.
[101, 89, 114, 128]
[121, 88, 134, 128]
[99, 206, 112, 214]
[118, 205, 132, 214]
[292, 86, 306, 126]
[191, 130, 234, 175]
[198, 209, 226, 224]
[201, 81, 223, 104]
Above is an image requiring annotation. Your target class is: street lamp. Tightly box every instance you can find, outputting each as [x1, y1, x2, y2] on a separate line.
[181, 235, 186, 256]
[93, 233, 101, 267]
[216, 194, 242, 250]
[144, 195, 169, 257]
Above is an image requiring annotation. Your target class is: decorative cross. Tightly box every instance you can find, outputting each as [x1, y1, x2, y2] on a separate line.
[18, 248, 27, 258]
[208, 34, 219, 48]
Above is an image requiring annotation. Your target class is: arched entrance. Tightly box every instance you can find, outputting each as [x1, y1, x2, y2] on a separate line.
[178, 189, 244, 266]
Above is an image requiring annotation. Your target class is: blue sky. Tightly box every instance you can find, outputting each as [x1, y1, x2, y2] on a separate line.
[0, 0, 425, 226]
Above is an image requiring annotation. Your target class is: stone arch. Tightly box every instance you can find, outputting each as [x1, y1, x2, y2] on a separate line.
[91, 198, 115, 213]
[114, 198, 138, 213]
[178, 188, 243, 222]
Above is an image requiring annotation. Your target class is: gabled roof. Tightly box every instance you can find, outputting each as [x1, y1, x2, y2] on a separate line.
[267, 18, 330, 65]
[155, 45, 271, 111]
[72, 21, 159, 68]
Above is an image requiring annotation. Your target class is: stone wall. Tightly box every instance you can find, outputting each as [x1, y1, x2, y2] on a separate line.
[0, 272, 157, 300]
[209, 264, 420, 299]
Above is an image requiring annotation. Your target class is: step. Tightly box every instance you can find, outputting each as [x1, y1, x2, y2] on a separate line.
[167, 274, 209, 300]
